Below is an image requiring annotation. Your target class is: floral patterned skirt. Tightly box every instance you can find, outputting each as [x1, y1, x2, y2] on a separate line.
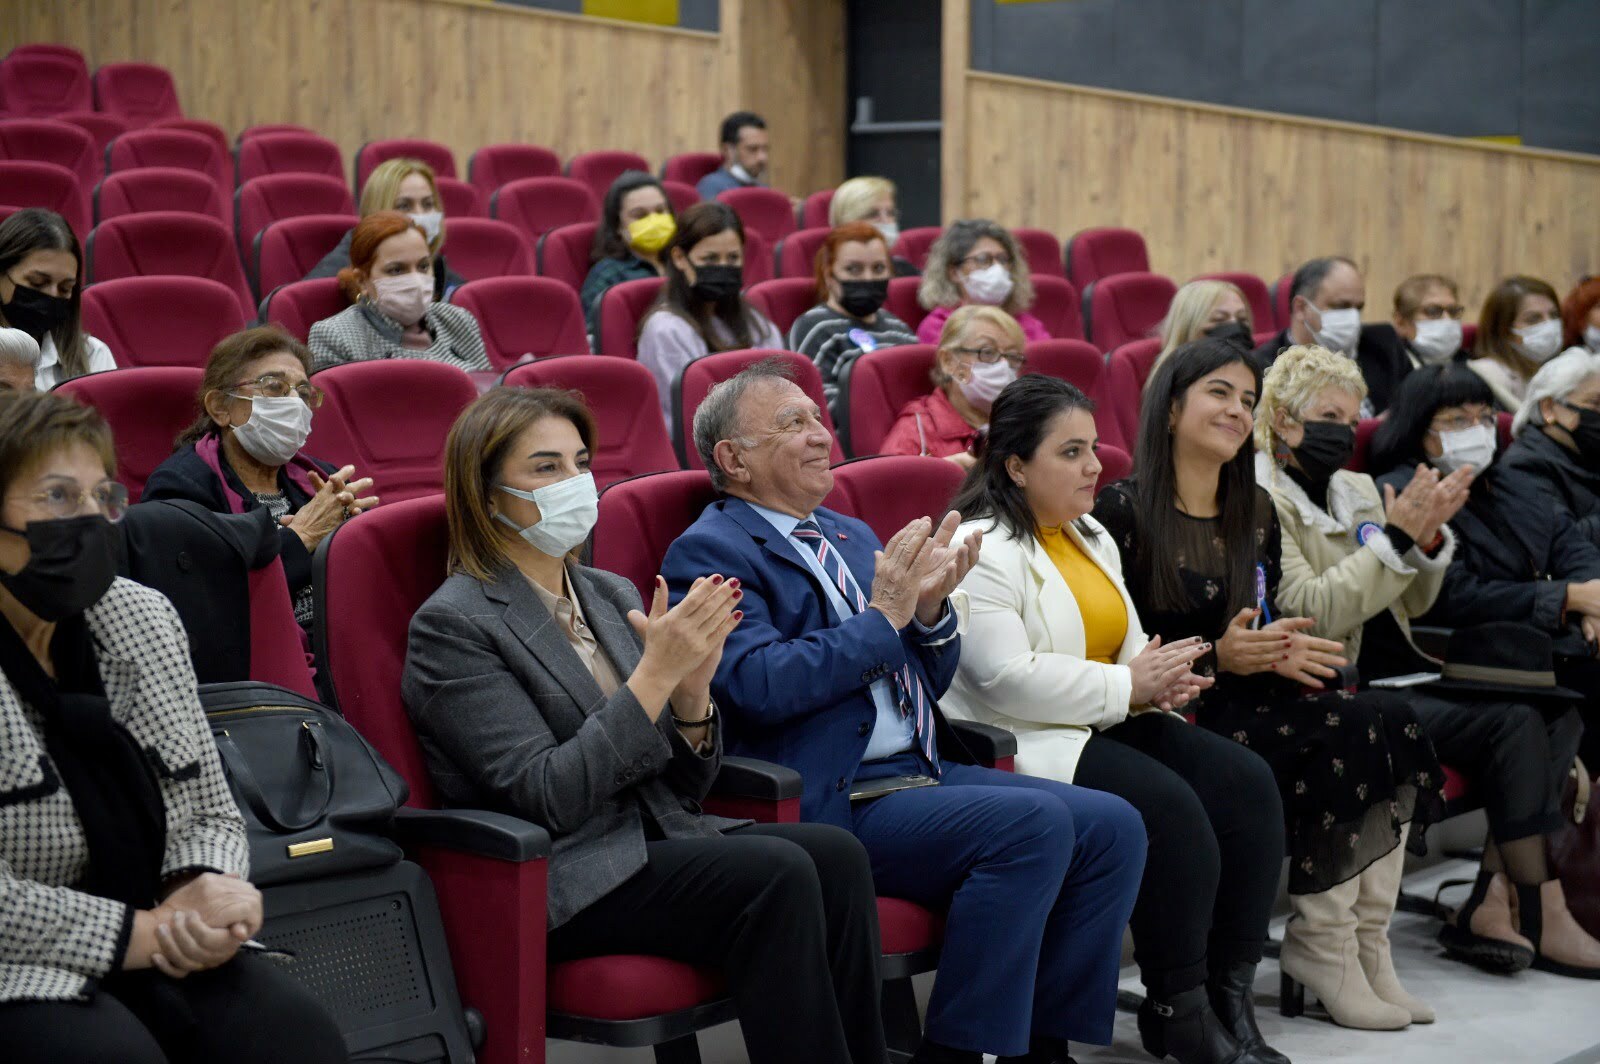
[1196, 680, 1446, 895]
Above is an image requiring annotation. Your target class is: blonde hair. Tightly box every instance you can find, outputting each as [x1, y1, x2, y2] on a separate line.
[1158, 279, 1248, 358]
[932, 305, 1026, 385]
[359, 158, 445, 254]
[829, 176, 895, 227]
[1255, 344, 1368, 453]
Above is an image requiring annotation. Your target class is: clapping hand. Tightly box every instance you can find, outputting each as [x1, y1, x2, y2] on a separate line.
[1127, 635, 1212, 709]
[150, 872, 263, 978]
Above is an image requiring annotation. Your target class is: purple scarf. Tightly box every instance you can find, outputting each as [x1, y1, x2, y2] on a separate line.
[194, 434, 322, 513]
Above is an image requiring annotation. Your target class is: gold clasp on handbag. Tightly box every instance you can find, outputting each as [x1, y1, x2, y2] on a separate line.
[286, 838, 334, 858]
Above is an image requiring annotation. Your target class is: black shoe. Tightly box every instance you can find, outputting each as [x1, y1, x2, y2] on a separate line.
[908, 1040, 981, 1064]
[1137, 987, 1252, 1064]
[1207, 962, 1291, 1064]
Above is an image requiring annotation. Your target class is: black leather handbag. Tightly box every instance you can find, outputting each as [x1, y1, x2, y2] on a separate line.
[202, 681, 408, 886]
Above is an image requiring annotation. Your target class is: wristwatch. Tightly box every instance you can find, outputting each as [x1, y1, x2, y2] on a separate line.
[672, 700, 716, 728]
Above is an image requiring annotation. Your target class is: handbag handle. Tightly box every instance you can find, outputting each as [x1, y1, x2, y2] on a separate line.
[1573, 756, 1590, 824]
[215, 722, 336, 834]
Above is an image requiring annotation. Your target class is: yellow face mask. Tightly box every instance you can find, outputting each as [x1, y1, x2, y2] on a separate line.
[626, 212, 676, 256]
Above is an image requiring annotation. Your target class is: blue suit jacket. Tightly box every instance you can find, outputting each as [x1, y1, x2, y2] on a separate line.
[660, 496, 963, 826]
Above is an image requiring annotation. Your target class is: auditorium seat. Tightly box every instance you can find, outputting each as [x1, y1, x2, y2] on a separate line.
[0, 50, 93, 117]
[740, 228, 773, 285]
[672, 349, 842, 468]
[1271, 272, 1294, 331]
[567, 150, 651, 205]
[1015, 227, 1064, 278]
[1193, 270, 1275, 333]
[435, 175, 482, 218]
[660, 180, 699, 216]
[105, 127, 229, 192]
[1081, 272, 1178, 352]
[234, 173, 355, 265]
[233, 130, 344, 185]
[0, 117, 98, 190]
[1065, 227, 1150, 289]
[1095, 443, 1132, 492]
[86, 211, 254, 319]
[1023, 338, 1122, 450]
[53, 112, 128, 169]
[775, 227, 828, 279]
[449, 277, 587, 369]
[151, 117, 229, 158]
[595, 276, 665, 358]
[716, 186, 795, 243]
[7, 44, 87, 64]
[1029, 274, 1085, 341]
[53, 366, 201, 502]
[594, 470, 719, 603]
[437, 217, 534, 282]
[467, 142, 561, 196]
[502, 356, 676, 488]
[1104, 337, 1162, 450]
[824, 455, 965, 541]
[891, 227, 941, 272]
[92, 62, 183, 129]
[95, 166, 227, 227]
[354, 138, 456, 190]
[745, 277, 818, 339]
[800, 189, 833, 230]
[309, 360, 476, 502]
[0, 159, 87, 235]
[833, 343, 938, 458]
[535, 221, 599, 292]
[659, 152, 721, 189]
[490, 176, 596, 245]
[252, 215, 357, 301]
[1347, 416, 1382, 472]
[884, 275, 927, 335]
[82, 276, 244, 369]
[257, 278, 348, 344]
[235, 123, 315, 142]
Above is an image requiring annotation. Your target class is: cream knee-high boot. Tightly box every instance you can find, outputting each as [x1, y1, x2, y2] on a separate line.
[1354, 824, 1433, 1022]
[1279, 870, 1411, 1030]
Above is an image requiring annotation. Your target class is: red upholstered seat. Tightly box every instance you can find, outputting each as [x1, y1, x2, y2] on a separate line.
[1441, 765, 1469, 803]
[1023, 337, 1121, 449]
[53, 366, 201, 502]
[716, 185, 795, 243]
[438, 217, 534, 282]
[1095, 444, 1132, 491]
[1193, 271, 1274, 334]
[257, 277, 350, 345]
[150, 117, 228, 158]
[885, 275, 927, 334]
[876, 896, 947, 956]
[1, 52, 92, 117]
[535, 221, 599, 292]
[659, 152, 721, 188]
[891, 226, 941, 272]
[1271, 272, 1295, 331]
[245, 559, 318, 700]
[105, 127, 228, 191]
[745, 277, 818, 339]
[467, 142, 561, 196]
[85, 211, 254, 319]
[835, 343, 938, 458]
[1104, 337, 1162, 450]
[236, 123, 315, 142]
[567, 150, 651, 205]
[450, 277, 588, 369]
[8, 44, 87, 63]
[95, 167, 227, 226]
[1065, 227, 1150, 289]
[1082, 272, 1179, 352]
[660, 180, 699, 215]
[1029, 274, 1084, 341]
[253, 215, 356, 300]
[234, 173, 355, 265]
[824, 455, 966, 542]
[775, 227, 829, 279]
[53, 112, 128, 171]
[0, 159, 87, 235]
[92, 62, 182, 128]
[595, 275, 665, 358]
[309, 360, 477, 503]
[546, 956, 725, 1020]
[491, 176, 597, 245]
[1348, 417, 1382, 472]
[593, 470, 720, 605]
[354, 137, 456, 189]
[233, 131, 344, 185]
[81, 277, 245, 369]
[741, 228, 773, 285]
[800, 188, 833, 230]
[0, 118, 98, 190]
[502, 356, 675, 488]
[435, 175, 482, 218]
[1015, 227, 1064, 278]
[673, 349, 843, 468]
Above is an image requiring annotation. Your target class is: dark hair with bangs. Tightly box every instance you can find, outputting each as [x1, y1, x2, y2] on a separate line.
[1368, 363, 1495, 477]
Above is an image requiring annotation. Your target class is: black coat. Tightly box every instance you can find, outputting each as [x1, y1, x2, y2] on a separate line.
[303, 227, 466, 302]
[1252, 323, 1413, 414]
[1497, 427, 1600, 548]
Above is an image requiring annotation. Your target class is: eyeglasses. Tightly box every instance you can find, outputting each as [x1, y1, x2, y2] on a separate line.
[1414, 303, 1465, 320]
[1428, 411, 1496, 434]
[951, 345, 1026, 368]
[227, 373, 323, 408]
[958, 252, 1011, 271]
[21, 481, 130, 522]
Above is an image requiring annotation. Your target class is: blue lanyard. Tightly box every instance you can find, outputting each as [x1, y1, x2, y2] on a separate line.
[1253, 563, 1273, 627]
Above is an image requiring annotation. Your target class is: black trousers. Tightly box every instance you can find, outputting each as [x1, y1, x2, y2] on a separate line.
[547, 822, 887, 1064]
[1554, 657, 1600, 768]
[0, 951, 346, 1064]
[1408, 692, 1582, 842]
[1073, 712, 1286, 998]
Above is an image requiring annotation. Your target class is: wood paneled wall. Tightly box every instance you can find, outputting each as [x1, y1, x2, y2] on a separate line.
[4, 0, 844, 195]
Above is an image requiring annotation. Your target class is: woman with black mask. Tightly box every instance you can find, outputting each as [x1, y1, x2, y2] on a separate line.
[0, 209, 116, 389]
[1502, 347, 1600, 547]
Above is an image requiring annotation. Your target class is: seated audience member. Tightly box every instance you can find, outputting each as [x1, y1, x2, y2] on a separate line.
[0, 391, 345, 1064]
[661, 359, 1146, 1064]
[1504, 348, 1600, 546]
[1467, 275, 1565, 410]
[944, 374, 1290, 1064]
[1250, 256, 1409, 416]
[828, 176, 917, 277]
[696, 111, 770, 201]
[580, 171, 673, 339]
[1154, 279, 1255, 371]
[144, 326, 377, 627]
[0, 209, 116, 389]
[1093, 339, 1445, 1032]
[307, 157, 465, 302]
[307, 211, 489, 373]
[637, 202, 782, 425]
[1562, 275, 1600, 353]
[1260, 345, 1600, 982]
[790, 222, 917, 409]
[879, 306, 1024, 469]
[1391, 274, 1467, 367]
[917, 220, 1048, 345]
[402, 387, 887, 1064]
[0, 328, 40, 393]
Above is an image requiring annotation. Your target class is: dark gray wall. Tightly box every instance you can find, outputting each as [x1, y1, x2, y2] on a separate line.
[969, 0, 1599, 155]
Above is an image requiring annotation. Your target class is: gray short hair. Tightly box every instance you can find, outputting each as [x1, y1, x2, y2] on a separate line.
[0, 328, 40, 373]
[692, 357, 796, 492]
[917, 218, 1034, 315]
[1513, 346, 1600, 437]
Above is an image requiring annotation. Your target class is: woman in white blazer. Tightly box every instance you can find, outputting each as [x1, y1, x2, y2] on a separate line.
[943, 375, 1289, 1064]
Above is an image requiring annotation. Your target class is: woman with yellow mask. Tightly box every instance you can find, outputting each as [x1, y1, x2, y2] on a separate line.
[581, 170, 677, 340]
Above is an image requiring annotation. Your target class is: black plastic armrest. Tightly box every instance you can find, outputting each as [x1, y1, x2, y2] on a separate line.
[950, 719, 1017, 760]
[709, 755, 804, 801]
[395, 807, 551, 863]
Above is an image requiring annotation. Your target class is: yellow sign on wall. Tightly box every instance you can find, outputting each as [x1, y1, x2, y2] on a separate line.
[582, 0, 679, 25]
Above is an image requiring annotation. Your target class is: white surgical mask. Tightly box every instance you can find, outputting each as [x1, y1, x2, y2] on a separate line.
[728, 163, 760, 186]
[230, 394, 312, 467]
[371, 272, 432, 328]
[872, 221, 900, 249]
[958, 358, 1017, 410]
[1410, 318, 1462, 364]
[495, 473, 599, 557]
[1584, 325, 1600, 353]
[1434, 422, 1496, 474]
[962, 262, 1014, 306]
[1515, 318, 1563, 363]
[1306, 303, 1361, 355]
[409, 211, 443, 244]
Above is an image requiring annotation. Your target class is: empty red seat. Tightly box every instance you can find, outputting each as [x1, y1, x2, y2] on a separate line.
[92, 62, 182, 129]
[53, 111, 128, 166]
[1, 51, 92, 117]
[1082, 272, 1178, 352]
[233, 130, 343, 185]
[594, 470, 719, 603]
[81, 276, 245, 369]
[86, 211, 253, 318]
[891, 226, 941, 272]
[535, 221, 599, 292]
[596, 275, 665, 358]
[252, 215, 356, 301]
[233, 172, 354, 265]
[1029, 274, 1084, 341]
[825, 455, 965, 542]
[0, 159, 87, 235]
[741, 228, 773, 286]
[674, 349, 843, 468]
[1192, 271, 1274, 334]
[884, 275, 927, 335]
[467, 143, 561, 196]
[567, 150, 650, 204]
[659, 152, 721, 189]
[1065, 227, 1150, 289]
[53, 366, 202, 502]
[660, 180, 698, 215]
[1095, 444, 1132, 491]
[502, 356, 675, 487]
[1271, 272, 1294, 331]
[449, 277, 587, 369]
[1104, 337, 1162, 450]
[834, 343, 939, 458]
[800, 189, 833, 229]
[775, 227, 829, 279]
[8, 45, 86, 63]
[257, 277, 347, 344]
[95, 167, 227, 226]
[490, 176, 596, 245]
[0, 118, 97, 190]
[435, 175, 481, 218]
[1015, 227, 1064, 278]
[438, 217, 534, 282]
[354, 138, 456, 190]
[105, 127, 229, 191]
[1023, 338, 1122, 450]
[235, 124, 314, 142]
[746, 277, 819, 339]
[150, 117, 228, 157]
[715, 186, 796, 244]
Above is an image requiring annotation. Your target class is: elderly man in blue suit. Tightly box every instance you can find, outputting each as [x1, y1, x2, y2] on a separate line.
[661, 359, 1145, 1064]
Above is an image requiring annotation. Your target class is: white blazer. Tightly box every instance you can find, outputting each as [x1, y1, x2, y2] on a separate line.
[942, 515, 1150, 782]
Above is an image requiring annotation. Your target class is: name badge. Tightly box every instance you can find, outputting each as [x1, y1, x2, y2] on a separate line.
[848, 327, 878, 353]
[1355, 521, 1383, 546]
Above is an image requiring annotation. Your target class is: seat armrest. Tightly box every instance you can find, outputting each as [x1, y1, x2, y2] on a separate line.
[395, 807, 551, 862]
[950, 719, 1017, 762]
[710, 755, 804, 800]
[1409, 625, 1452, 660]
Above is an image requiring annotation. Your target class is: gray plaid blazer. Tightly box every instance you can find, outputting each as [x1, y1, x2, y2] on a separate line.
[306, 301, 491, 374]
[0, 579, 248, 1003]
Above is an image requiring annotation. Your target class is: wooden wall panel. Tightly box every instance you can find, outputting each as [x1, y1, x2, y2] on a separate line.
[957, 71, 1600, 317]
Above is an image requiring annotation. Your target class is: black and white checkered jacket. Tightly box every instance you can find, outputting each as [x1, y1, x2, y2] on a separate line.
[0, 578, 248, 1003]
[306, 300, 490, 374]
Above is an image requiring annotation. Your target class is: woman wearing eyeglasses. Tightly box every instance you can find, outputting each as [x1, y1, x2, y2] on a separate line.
[0, 391, 346, 1063]
[1389, 274, 1468, 368]
[879, 306, 1026, 470]
[144, 326, 380, 628]
[915, 220, 1049, 345]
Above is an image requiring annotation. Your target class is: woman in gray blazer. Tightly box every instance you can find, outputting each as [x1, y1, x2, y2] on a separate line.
[402, 387, 887, 1064]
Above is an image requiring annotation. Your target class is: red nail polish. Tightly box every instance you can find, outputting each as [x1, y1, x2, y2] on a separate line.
[732, 590, 743, 601]
[733, 610, 744, 620]
[711, 574, 723, 584]
[729, 578, 741, 589]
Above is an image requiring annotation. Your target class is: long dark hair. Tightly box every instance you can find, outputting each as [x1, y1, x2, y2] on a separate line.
[1474, 274, 1560, 380]
[1368, 362, 1495, 478]
[952, 375, 1097, 541]
[1133, 337, 1262, 617]
[591, 169, 669, 264]
[653, 201, 759, 352]
[0, 208, 89, 380]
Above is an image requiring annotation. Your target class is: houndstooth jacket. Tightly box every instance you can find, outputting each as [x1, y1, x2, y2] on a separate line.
[0, 578, 248, 1003]
[306, 300, 490, 374]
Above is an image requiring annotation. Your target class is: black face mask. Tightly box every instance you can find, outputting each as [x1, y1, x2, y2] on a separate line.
[1290, 420, 1356, 484]
[1559, 401, 1600, 465]
[2, 283, 72, 341]
[689, 264, 743, 304]
[1206, 320, 1253, 351]
[836, 278, 888, 319]
[0, 515, 119, 621]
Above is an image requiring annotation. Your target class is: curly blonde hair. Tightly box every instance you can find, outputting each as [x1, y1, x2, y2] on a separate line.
[1255, 344, 1367, 453]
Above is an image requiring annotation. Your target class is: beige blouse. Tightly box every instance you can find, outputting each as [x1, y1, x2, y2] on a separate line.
[527, 570, 624, 697]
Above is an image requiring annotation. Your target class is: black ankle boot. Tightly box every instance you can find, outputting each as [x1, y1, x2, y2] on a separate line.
[997, 1036, 1077, 1064]
[1207, 962, 1291, 1064]
[1136, 987, 1251, 1064]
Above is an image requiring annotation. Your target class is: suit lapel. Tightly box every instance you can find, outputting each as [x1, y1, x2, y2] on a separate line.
[723, 497, 831, 591]
[482, 566, 605, 715]
[570, 567, 642, 679]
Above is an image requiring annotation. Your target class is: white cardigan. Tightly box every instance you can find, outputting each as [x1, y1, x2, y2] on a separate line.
[942, 515, 1151, 782]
